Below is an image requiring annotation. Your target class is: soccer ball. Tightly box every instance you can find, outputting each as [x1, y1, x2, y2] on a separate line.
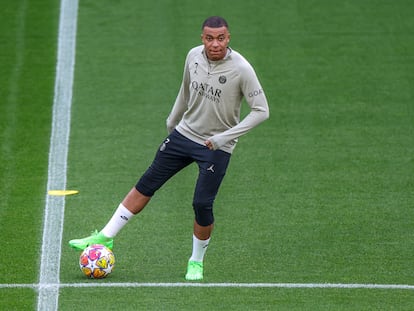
[79, 244, 115, 279]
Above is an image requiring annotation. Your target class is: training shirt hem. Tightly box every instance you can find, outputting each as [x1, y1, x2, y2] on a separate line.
[175, 126, 233, 154]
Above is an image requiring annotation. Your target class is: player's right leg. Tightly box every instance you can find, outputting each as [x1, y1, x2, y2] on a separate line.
[68, 130, 192, 251]
[69, 191, 149, 251]
[69, 230, 114, 251]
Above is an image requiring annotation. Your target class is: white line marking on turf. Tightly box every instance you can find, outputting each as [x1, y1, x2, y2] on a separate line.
[37, 0, 78, 310]
[2, 282, 414, 290]
[58, 282, 414, 290]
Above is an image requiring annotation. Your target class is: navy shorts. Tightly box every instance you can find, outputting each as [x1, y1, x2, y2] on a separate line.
[136, 130, 231, 207]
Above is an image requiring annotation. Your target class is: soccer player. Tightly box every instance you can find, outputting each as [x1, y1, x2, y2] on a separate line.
[69, 16, 269, 281]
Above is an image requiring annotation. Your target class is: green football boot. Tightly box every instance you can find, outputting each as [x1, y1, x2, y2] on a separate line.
[185, 261, 204, 281]
[68, 230, 113, 251]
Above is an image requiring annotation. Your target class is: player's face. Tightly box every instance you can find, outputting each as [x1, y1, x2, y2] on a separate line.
[201, 26, 230, 61]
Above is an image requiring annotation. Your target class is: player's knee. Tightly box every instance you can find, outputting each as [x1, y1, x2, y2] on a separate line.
[193, 201, 214, 226]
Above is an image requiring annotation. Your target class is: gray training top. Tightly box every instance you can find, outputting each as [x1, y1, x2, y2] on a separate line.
[167, 45, 269, 154]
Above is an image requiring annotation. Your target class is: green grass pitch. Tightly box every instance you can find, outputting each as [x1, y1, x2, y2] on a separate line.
[1, 0, 414, 310]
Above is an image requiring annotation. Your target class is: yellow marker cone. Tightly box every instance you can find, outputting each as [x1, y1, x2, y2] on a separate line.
[48, 190, 79, 196]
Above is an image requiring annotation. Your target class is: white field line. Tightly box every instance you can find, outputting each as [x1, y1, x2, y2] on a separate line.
[2, 282, 414, 290]
[37, 0, 78, 310]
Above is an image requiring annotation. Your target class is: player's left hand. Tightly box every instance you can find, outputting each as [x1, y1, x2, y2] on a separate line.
[205, 140, 214, 150]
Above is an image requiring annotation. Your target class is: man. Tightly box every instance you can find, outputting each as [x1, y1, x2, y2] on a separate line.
[69, 16, 269, 281]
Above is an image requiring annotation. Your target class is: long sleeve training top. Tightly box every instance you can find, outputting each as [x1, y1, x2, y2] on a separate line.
[167, 45, 269, 154]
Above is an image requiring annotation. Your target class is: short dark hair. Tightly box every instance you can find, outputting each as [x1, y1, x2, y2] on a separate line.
[202, 16, 229, 30]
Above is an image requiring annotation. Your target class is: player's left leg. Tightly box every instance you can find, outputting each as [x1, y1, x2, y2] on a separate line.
[185, 148, 231, 280]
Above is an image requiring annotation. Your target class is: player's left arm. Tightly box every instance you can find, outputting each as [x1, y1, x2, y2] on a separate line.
[207, 65, 269, 150]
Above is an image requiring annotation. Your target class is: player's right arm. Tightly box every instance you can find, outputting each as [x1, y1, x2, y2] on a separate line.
[166, 52, 191, 133]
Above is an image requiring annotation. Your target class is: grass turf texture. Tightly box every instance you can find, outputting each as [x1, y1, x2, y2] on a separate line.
[1, 0, 414, 310]
[0, 0, 58, 283]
